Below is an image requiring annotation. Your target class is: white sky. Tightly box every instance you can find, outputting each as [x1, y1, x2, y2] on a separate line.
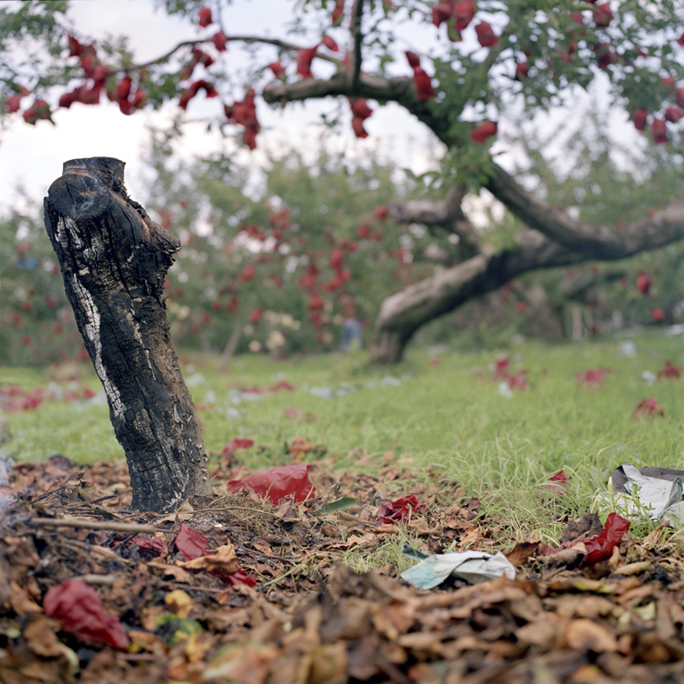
[0, 0, 439, 209]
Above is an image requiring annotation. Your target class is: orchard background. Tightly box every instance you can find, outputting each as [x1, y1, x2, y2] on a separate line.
[1, 0, 684, 365]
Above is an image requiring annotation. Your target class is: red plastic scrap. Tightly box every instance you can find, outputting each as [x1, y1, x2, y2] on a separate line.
[494, 358, 510, 378]
[270, 380, 295, 392]
[226, 463, 315, 504]
[211, 567, 257, 588]
[222, 438, 255, 455]
[43, 579, 129, 650]
[545, 469, 569, 495]
[632, 397, 665, 419]
[575, 368, 611, 387]
[581, 512, 630, 566]
[126, 535, 167, 559]
[376, 494, 426, 524]
[657, 360, 681, 380]
[175, 522, 208, 561]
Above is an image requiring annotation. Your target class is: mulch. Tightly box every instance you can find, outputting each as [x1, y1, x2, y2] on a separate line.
[2, 452, 684, 683]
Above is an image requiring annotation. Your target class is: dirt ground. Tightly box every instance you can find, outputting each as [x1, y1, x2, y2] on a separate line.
[2, 453, 684, 684]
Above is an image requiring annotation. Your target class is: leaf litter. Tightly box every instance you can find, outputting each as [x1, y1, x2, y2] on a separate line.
[4, 453, 684, 682]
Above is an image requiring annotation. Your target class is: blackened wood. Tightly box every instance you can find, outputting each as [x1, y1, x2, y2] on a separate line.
[43, 157, 211, 513]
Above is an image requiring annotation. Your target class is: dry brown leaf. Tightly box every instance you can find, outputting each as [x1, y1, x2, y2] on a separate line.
[551, 594, 616, 620]
[565, 618, 617, 652]
[515, 617, 561, 651]
[146, 561, 194, 582]
[289, 436, 313, 460]
[308, 643, 347, 684]
[165, 589, 194, 618]
[9, 580, 42, 615]
[23, 615, 70, 659]
[176, 543, 238, 574]
[542, 542, 586, 568]
[505, 541, 541, 568]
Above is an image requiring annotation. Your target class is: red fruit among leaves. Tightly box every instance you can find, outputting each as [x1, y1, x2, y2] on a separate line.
[249, 307, 265, 323]
[352, 116, 369, 138]
[321, 35, 339, 52]
[350, 97, 373, 120]
[413, 67, 437, 100]
[238, 264, 256, 282]
[515, 62, 529, 80]
[632, 397, 664, 419]
[179, 80, 218, 110]
[22, 99, 52, 124]
[475, 21, 499, 48]
[651, 308, 665, 322]
[405, 50, 421, 69]
[592, 3, 613, 27]
[211, 31, 228, 51]
[431, 1, 453, 27]
[5, 84, 29, 113]
[651, 118, 668, 144]
[453, 0, 476, 32]
[636, 270, 651, 295]
[632, 107, 648, 131]
[593, 43, 615, 69]
[296, 46, 317, 79]
[43, 580, 129, 650]
[198, 6, 213, 27]
[664, 105, 684, 123]
[268, 60, 286, 79]
[470, 120, 497, 144]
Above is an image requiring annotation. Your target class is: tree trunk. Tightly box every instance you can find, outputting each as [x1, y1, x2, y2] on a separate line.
[43, 157, 212, 513]
[217, 324, 243, 372]
[370, 231, 584, 363]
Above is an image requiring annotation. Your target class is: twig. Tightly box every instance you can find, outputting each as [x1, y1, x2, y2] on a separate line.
[29, 517, 158, 533]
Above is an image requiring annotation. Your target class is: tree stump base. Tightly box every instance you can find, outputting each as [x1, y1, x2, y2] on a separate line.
[44, 157, 211, 513]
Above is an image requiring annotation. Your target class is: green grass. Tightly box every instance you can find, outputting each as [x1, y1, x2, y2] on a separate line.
[3, 329, 684, 540]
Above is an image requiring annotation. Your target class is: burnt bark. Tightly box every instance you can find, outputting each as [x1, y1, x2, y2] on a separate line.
[43, 157, 212, 513]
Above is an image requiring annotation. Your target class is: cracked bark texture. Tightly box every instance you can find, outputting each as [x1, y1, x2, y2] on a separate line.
[43, 157, 211, 513]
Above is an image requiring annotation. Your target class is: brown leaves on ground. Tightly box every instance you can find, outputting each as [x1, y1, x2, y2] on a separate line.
[3, 455, 684, 682]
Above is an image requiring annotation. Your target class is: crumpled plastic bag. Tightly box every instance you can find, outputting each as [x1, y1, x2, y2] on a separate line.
[226, 464, 315, 504]
[596, 463, 684, 526]
[400, 543, 516, 589]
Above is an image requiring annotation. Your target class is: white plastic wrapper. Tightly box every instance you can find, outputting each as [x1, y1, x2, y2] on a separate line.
[401, 544, 516, 590]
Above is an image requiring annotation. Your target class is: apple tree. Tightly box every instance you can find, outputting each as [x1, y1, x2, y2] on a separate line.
[3, 0, 684, 363]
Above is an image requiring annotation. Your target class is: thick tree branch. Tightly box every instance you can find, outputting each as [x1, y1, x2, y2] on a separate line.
[348, 0, 365, 90]
[263, 71, 416, 107]
[484, 165, 684, 260]
[370, 214, 684, 363]
[131, 35, 343, 72]
[387, 183, 482, 254]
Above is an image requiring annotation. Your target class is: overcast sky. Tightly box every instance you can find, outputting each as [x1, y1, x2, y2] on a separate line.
[0, 0, 441, 210]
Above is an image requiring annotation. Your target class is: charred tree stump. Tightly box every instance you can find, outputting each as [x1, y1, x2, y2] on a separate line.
[43, 157, 212, 513]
